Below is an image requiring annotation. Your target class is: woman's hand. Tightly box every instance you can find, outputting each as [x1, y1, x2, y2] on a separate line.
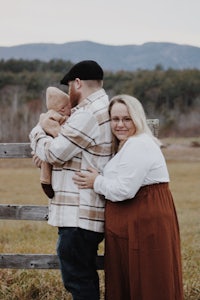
[73, 167, 99, 189]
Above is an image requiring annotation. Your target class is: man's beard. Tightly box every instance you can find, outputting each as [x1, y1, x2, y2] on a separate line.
[69, 88, 81, 108]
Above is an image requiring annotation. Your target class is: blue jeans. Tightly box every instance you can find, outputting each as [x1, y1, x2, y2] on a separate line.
[57, 227, 104, 300]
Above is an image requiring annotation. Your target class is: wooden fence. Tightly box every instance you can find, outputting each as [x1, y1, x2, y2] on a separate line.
[0, 119, 159, 270]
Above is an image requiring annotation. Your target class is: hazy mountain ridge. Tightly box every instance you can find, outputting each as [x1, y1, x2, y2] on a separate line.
[0, 41, 200, 71]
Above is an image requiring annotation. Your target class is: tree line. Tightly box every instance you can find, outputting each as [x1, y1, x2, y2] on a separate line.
[0, 59, 200, 142]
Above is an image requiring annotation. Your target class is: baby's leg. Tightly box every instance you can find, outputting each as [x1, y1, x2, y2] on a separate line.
[40, 162, 54, 198]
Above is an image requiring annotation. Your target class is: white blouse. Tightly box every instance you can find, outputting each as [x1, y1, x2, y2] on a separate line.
[94, 133, 169, 202]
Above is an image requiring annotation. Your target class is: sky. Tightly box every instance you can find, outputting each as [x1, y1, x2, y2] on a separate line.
[0, 0, 200, 48]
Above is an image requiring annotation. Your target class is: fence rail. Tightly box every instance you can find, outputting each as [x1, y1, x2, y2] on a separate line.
[0, 254, 104, 270]
[0, 119, 159, 270]
[0, 142, 32, 158]
[0, 203, 104, 269]
[0, 204, 48, 221]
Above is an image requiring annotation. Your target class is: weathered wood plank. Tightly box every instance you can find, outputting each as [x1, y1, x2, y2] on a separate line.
[0, 254, 104, 270]
[0, 205, 48, 221]
[0, 143, 32, 158]
[0, 254, 59, 269]
[147, 118, 159, 137]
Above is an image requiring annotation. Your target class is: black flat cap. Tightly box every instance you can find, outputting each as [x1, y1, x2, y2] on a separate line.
[60, 60, 104, 85]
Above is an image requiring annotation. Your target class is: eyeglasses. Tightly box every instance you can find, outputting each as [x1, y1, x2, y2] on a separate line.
[110, 117, 133, 125]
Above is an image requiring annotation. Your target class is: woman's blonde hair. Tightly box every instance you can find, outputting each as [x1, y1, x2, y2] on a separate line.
[109, 94, 158, 152]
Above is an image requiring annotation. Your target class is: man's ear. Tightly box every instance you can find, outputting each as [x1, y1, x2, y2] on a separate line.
[74, 78, 82, 89]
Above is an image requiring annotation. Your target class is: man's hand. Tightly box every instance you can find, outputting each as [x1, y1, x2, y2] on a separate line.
[39, 110, 67, 137]
[31, 151, 43, 168]
[46, 110, 67, 124]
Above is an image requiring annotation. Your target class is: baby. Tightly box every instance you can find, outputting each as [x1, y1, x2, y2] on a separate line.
[40, 86, 71, 198]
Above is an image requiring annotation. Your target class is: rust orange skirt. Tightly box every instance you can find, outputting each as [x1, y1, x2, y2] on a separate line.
[104, 183, 183, 300]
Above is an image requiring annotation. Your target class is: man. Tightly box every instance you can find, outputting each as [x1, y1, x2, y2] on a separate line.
[29, 60, 112, 300]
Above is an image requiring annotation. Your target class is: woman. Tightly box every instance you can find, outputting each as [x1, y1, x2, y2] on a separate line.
[73, 95, 183, 300]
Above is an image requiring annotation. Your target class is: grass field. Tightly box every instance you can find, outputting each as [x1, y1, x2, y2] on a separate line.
[0, 137, 199, 299]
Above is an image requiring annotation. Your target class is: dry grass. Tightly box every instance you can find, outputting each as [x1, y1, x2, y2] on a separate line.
[168, 162, 200, 300]
[0, 138, 199, 299]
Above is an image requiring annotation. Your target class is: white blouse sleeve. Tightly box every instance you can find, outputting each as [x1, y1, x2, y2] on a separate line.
[93, 137, 153, 201]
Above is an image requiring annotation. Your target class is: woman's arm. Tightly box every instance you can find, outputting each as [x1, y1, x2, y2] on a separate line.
[73, 137, 153, 201]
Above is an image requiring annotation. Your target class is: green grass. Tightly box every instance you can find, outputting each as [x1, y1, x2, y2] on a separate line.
[0, 153, 199, 299]
[168, 161, 200, 300]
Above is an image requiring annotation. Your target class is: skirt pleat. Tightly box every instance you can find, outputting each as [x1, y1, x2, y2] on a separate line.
[105, 183, 183, 300]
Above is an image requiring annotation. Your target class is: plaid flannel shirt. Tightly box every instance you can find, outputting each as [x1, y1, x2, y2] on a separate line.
[29, 89, 112, 232]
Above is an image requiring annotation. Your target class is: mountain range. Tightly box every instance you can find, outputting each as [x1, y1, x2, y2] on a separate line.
[0, 40, 200, 71]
